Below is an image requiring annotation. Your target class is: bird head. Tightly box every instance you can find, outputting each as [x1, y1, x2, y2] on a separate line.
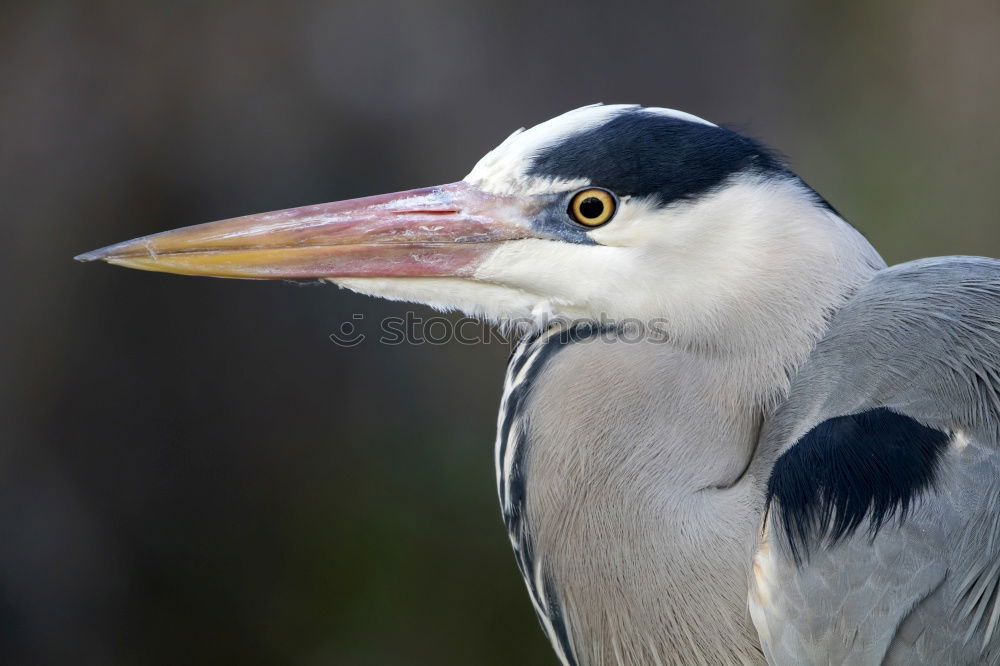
[77, 104, 882, 351]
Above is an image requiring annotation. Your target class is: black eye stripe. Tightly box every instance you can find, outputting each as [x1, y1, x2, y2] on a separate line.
[528, 109, 790, 205]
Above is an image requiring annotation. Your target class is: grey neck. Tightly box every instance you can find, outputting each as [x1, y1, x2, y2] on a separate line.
[503, 209, 885, 665]
[517, 331, 770, 665]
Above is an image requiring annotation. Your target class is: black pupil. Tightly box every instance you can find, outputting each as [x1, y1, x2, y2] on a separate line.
[579, 196, 605, 219]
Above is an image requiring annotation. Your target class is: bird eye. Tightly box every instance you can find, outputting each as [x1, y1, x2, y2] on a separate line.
[568, 188, 617, 227]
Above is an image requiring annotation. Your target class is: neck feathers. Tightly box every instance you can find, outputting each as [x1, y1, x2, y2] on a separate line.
[498, 181, 885, 664]
[656, 176, 886, 405]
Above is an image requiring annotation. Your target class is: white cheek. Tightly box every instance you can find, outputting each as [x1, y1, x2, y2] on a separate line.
[587, 198, 666, 247]
[329, 276, 545, 324]
[474, 240, 647, 318]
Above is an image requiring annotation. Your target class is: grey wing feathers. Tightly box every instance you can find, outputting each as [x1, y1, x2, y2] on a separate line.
[751, 256, 1000, 665]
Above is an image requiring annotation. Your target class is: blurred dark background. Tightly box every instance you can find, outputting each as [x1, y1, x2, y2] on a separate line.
[3, 1, 1000, 664]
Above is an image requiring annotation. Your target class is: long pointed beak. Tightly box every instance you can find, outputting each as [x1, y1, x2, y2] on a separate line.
[75, 182, 537, 279]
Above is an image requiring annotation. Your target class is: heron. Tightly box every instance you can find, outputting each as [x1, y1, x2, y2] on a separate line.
[77, 104, 1000, 665]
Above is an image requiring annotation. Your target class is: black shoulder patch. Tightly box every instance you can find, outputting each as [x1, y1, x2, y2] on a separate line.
[765, 408, 950, 564]
[527, 109, 789, 203]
